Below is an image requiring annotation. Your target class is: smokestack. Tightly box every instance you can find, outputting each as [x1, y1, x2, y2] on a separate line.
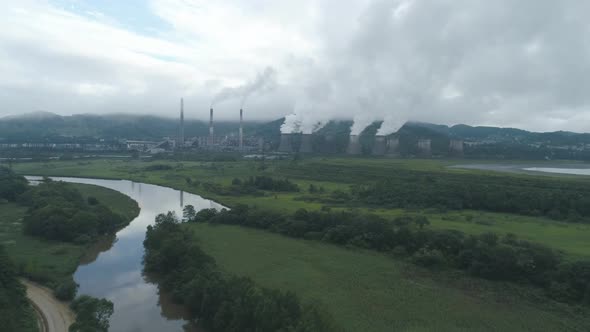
[417, 139, 432, 157]
[300, 134, 313, 153]
[278, 134, 293, 153]
[239, 109, 244, 150]
[347, 135, 361, 155]
[449, 139, 464, 156]
[386, 137, 399, 156]
[179, 98, 184, 146]
[209, 108, 214, 145]
[372, 135, 387, 155]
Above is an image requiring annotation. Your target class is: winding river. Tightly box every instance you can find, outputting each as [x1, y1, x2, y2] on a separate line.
[27, 176, 224, 332]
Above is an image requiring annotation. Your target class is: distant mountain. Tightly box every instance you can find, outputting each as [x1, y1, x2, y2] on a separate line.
[2, 111, 61, 120]
[0, 113, 248, 142]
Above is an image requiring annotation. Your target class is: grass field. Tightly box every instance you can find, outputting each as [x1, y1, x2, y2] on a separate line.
[0, 183, 139, 287]
[10, 158, 590, 258]
[187, 223, 590, 332]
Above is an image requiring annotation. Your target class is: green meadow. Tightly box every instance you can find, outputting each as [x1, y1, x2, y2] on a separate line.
[11, 158, 590, 258]
[187, 223, 590, 332]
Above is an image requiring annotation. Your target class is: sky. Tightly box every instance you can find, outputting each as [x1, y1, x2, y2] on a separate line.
[1, 0, 590, 133]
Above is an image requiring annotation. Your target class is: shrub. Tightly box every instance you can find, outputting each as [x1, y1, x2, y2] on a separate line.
[55, 279, 79, 301]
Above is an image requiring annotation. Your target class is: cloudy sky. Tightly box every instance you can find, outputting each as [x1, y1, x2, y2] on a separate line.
[2, 0, 590, 133]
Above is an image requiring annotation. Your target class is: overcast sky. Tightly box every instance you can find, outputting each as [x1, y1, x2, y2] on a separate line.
[2, 0, 590, 133]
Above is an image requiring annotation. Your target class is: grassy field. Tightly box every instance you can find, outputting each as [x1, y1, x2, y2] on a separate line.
[0, 183, 139, 287]
[10, 158, 590, 258]
[187, 223, 590, 332]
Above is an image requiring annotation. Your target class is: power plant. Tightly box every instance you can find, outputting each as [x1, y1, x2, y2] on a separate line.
[346, 135, 361, 155]
[299, 134, 313, 153]
[372, 135, 387, 155]
[417, 139, 432, 156]
[278, 134, 293, 153]
[171, 102, 262, 152]
[386, 137, 399, 156]
[179, 98, 185, 147]
[449, 139, 464, 156]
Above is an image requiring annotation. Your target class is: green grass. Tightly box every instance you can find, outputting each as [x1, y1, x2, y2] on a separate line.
[0, 183, 139, 287]
[10, 158, 590, 259]
[187, 223, 590, 332]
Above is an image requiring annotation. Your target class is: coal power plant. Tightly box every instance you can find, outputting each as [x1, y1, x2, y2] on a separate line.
[299, 134, 313, 153]
[174, 101, 262, 152]
[278, 134, 293, 153]
[372, 135, 387, 155]
[346, 135, 361, 155]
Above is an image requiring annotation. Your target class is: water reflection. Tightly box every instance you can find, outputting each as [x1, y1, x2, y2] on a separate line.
[25, 176, 223, 332]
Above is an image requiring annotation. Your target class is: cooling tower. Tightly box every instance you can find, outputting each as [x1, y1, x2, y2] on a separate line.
[417, 139, 432, 156]
[346, 135, 361, 155]
[278, 134, 293, 153]
[449, 139, 464, 156]
[299, 134, 313, 153]
[209, 108, 214, 145]
[372, 135, 387, 155]
[386, 137, 400, 156]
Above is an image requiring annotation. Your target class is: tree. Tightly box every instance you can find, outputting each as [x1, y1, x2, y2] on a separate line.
[414, 216, 430, 229]
[69, 295, 114, 332]
[183, 205, 197, 221]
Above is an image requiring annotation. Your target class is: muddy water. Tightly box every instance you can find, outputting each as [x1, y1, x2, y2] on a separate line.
[26, 176, 223, 332]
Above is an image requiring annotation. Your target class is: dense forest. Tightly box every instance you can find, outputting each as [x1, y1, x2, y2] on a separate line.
[143, 212, 341, 332]
[187, 205, 590, 305]
[0, 245, 38, 332]
[19, 180, 126, 243]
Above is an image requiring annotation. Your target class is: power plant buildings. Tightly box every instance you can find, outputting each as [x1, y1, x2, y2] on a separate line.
[173, 101, 262, 152]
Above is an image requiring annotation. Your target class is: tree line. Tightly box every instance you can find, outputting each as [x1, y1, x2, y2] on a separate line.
[185, 205, 590, 306]
[143, 212, 341, 332]
[0, 245, 37, 332]
[349, 170, 590, 222]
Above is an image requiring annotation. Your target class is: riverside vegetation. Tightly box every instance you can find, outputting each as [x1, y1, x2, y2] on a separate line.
[10, 157, 590, 330]
[144, 211, 341, 332]
[0, 167, 139, 331]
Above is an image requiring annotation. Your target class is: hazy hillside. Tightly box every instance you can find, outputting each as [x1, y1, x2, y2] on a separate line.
[0, 112, 249, 142]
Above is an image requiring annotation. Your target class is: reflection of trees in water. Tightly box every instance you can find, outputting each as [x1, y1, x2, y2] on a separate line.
[79, 234, 117, 265]
[143, 273, 204, 332]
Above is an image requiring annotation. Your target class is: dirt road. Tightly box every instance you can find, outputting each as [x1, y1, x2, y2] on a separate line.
[21, 279, 74, 332]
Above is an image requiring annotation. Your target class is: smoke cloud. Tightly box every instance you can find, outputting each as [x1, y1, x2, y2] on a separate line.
[211, 66, 277, 108]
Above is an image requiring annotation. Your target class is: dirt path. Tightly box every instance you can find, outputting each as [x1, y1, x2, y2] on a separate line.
[21, 279, 75, 332]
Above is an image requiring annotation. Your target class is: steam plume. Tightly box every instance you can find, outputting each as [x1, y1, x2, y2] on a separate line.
[210, 66, 277, 108]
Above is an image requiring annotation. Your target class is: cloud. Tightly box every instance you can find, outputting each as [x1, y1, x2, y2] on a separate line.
[1, 0, 590, 133]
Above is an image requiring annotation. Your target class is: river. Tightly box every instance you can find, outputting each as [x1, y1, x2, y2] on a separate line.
[26, 176, 224, 332]
[451, 164, 590, 176]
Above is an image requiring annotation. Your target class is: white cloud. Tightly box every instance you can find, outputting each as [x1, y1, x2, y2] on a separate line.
[1, 0, 590, 133]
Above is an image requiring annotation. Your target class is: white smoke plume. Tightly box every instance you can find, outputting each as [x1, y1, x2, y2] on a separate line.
[376, 114, 404, 136]
[210, 66, 277, 108]
[280, 112, 300, 133]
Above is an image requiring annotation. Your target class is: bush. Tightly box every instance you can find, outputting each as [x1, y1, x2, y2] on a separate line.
[412, 248, 445, 268]
[55, 279, 79, 301]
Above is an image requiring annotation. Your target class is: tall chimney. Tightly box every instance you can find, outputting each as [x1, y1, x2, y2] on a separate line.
[209, 108, 214, 145]
[239, 109, 244, 150]
[179, 98, 184, 146]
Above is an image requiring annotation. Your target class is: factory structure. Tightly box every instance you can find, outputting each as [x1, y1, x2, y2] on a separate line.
[176, 100, 263, 152]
